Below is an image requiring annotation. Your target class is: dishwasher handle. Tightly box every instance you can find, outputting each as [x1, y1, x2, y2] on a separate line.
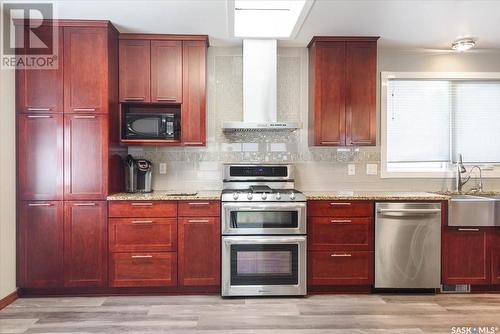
[377, 208, 441, 215]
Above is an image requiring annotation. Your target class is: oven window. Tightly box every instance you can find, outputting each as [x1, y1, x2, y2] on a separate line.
[230, 211, 298, 229]
[130, 118, 160, 135]
[230, 244, 298, 285]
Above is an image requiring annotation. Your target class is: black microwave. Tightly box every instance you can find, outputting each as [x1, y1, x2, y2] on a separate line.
[124, 113, 179, 140]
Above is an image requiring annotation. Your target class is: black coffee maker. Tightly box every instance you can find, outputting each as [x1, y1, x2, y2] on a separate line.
[124, 155, 153, 193]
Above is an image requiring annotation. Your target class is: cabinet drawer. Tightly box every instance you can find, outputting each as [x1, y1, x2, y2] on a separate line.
[308, 200, 373, 217]
[178, 201, 220, 217]
[109, 252, 177, 287]
[108, 201, 177, 218]
[109, 218, 177, 252]
[308, 217, 373, 251]
[308, 251, 373, 285]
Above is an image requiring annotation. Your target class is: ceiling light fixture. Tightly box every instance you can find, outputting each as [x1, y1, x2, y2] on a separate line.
[451, 38, 476, 52]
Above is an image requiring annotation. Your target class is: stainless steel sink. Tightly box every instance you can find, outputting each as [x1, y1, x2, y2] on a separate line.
[449, 195, 496, 226]
[476, 195, 500, 226]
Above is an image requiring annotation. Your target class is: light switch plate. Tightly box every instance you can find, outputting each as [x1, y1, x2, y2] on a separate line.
[347, 164, 356, 176]
[159, 163, 167, 174]
[366, 164, 378, 175]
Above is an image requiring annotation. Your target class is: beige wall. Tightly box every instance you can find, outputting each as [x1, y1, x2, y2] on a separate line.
[0, 66, 17, 299]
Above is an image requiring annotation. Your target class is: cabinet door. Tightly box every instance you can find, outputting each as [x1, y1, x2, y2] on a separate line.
[181, 41, 206, 146]
[16, 26, 63, 113]
[442, 227, 490, 285]
[308, 251, 373, 285]
[345, 41, 377, 146]
[17, 114, 63, 200]
[64, 114, 108, 200]
[64, 201, 107, 287]
[119, 39, 151, 102]
[151, 40, 182, 103]
[308, 217, 373, 251]
[64, 27, 107, 113]
[178, 217, 220, 286]
[312, 42, 346, 146]
[18, 201, 64, 288]
[490, 230, 500, 285]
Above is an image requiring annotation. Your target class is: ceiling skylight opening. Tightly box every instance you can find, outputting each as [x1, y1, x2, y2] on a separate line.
[233, 0, 313, 39]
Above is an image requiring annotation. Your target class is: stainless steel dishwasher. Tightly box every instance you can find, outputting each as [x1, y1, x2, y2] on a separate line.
[375, 202, 441, 289]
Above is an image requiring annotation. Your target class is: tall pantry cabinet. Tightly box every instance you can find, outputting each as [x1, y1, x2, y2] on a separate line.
[16, 20, 124, 289]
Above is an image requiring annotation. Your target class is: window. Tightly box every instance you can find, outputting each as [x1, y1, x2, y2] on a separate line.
[381, 72, 500, 178]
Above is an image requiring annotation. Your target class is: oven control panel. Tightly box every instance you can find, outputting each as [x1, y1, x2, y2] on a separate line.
[222, 191, 306, 202]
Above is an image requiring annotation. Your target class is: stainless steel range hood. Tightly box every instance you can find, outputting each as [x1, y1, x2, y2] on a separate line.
[223, 40, 301, 131]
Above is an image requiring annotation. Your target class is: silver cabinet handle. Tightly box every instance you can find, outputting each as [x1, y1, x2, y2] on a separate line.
[27, 115, 51, 118]
[330, 219, 352, 223]
[188, 219, 210, 223]
[131, 255, 153, 259]
[123, 97, 145, 101]
[73, 115, 96, 119]
[458, 228, 480, 232]
[330, 202, 352, 206]
[73, 202, 95, 206]
[73, 108, 96, 112]
[156, 97, 177, 101]
[321, 141, 340, 145]
[331, 253, 352, 257]
[188, 202, 210, 206]
[28, 203, 52, 207]
[27, 107, 51, 111]
[378, 209, 441, 214]
[131, 220, 153, 225]
[131, 202, 153, 206]
[184, 142, 204, 146]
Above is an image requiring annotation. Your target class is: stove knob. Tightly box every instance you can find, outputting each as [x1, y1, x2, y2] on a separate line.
[289, 192, 296, 200]
[247, 192, 253, 200]
[275, 192, 281, 200]
[232, 192, 239, 200]
[261, 193, 267, 200]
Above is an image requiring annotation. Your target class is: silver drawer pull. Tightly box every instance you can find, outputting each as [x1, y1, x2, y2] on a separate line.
[131, 220, 153, 225]
[156, 97, 177, 101]
[131, 255, 153, 259]
[123, 97, 145, 101]
[73, 108, 96, 112]
[74, 202, 95, 206]
[188, 202, 210, 206]
[184, 142, 204, 146]
[74, 115, 96, 119]
[27, 107, 51, 111]
[27, 115, 51, 118]
[330, 203, 352, 206]
[330, 219, 352, 223]
[458, 228, 480, 232]
[131, 203, 153, 206]
[331, 253, 352, 257]
[188, 219, 210, 223]
[28, 203, 52, 207]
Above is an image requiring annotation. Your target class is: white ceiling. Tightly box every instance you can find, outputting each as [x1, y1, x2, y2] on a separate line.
[50, 0, 500, 50]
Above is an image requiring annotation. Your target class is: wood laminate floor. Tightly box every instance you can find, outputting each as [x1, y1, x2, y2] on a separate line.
[1, 294, 499, 334]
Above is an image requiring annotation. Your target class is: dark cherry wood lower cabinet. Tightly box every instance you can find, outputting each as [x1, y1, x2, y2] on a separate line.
[308, 251, 373, 285]
[18, 201, 64, 288]
[109, 252, 177, 287]
[490, 230, 500, 285]
[442, 227, 490, 285]
[63, 201, 107, 287]
[178, 217, 220, 286]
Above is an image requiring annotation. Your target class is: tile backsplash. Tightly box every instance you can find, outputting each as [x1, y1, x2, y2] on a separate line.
[128, 46, 500, 192]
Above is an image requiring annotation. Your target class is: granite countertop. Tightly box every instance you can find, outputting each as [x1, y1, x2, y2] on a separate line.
[107, 191, 221, 201]
[303, 191, 450, 201]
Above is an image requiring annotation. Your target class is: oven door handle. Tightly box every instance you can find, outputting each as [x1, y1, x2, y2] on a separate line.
[223, 236, 306, 244]
[223, 203, 306, 211]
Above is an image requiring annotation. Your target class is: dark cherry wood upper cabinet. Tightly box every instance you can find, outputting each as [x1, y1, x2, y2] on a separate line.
[442, 227, 490, 285]
[18, 201, 64, 288]
[345, 41, 377, 145]
[178, 217, 220, 286]
[181, 41, 207, 146]
[119, 39, 151, 102]
[64, 114, 108, 200]
[16, 26, 63, 113]
[64, 201, 107, 287]
[151, 40, 183, 103]
[64, 27, 108, 113]
[308, 37, 379, 146]
[17, 114, 64, 200]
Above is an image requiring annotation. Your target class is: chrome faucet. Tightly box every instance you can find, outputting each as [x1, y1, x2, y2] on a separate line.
[455, 153, 483, 192]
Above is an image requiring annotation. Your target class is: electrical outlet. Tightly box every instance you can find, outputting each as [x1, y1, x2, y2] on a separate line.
[347, 164, 356, 176]
[159, 163, 167, 174]
[366, 164, 378, 175]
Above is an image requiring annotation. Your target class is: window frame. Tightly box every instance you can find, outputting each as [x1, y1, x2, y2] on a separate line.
[380, 71, 500, 179]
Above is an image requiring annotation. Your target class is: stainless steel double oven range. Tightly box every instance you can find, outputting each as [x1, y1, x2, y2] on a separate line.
[221, 164, 307, 297]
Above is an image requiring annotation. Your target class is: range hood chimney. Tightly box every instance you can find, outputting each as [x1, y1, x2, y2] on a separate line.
[223, 40, 301, 131]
